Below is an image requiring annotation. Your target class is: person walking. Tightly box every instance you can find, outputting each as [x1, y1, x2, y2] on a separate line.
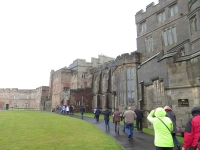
[123, 107, 137, 139]
[95, 107, 101, 122]
[182, 107, 200, 150]
[93, 107, 97, 118]
[56, 105, 59, 112]
[113, 108, 121, 134]
[164, 106, 181, 150]
[121, 106, 128, 132]
[71, 105, 75, 115]
[61, 105, 66, 115]
[147, 107, 174, 150]
[80, 106, 85, 119]
[102, 108, 110, 131]
[134, 107, 144, 132]
[66, 105, 69, 115]
[69, 105, 73, 115]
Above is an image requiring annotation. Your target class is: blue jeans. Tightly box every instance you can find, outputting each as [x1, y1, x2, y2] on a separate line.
[125, 123, 134, 138]
[156, 147, 173, 150]
[104, 120, 110, 130]
[62, 110, 65, 114]
[172, 133, 179, 146]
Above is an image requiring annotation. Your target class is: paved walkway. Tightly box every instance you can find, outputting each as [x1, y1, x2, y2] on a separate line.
[56, 112, 156, 150]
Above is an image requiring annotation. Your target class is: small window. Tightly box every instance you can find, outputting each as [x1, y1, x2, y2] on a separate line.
[76, 100, 81, 106]
[14, 103, 17, 108]
[145, 36, 154, 52]
[170, 4, 178, 17]
[25, 103, 28, 108]
[163, 27, 177, 46]
[14, 95, 19, 99]
[140, 21, 146, 32]
[190, 16, 197, 35]
[157, 11, 166, 22]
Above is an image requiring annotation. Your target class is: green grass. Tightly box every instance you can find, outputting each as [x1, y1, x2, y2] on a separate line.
[75, 112, 184, 144]
[0, 111, 123, 150]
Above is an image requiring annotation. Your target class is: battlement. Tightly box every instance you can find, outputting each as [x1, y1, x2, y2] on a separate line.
[0, 88, 18, 91]
[146, 2, 155, 10]
[135, 0, 176, 24]
[93, 52, 140, 72]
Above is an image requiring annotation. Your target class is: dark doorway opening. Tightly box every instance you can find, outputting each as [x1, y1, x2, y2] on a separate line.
[6, 104, 9, 110]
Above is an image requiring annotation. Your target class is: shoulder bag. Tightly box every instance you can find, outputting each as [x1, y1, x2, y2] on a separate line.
[157, 118, 172, 133]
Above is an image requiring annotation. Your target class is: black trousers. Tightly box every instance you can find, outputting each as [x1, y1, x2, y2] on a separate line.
[136, 119, 143, 131]
[96, 115, 99, 121]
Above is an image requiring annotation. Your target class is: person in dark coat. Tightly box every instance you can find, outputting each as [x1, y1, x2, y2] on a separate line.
[182, 107, 200, 150]
[102, 108, 110, 131]
[69, 105, 73, 115]
[113, 108, 121, 133]
[80, 106, 85, 119]
[134, 108, 144, 132]
[164, 106, 181, 150]
[95, 107, 101, 122]
[121, 106, 127, 132]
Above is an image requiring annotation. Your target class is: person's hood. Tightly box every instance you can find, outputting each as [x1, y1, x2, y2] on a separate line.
[155, 107, 166, 117]
[191, 107, 200, 116]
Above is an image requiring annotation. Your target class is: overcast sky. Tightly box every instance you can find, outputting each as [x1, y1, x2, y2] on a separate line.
[0, 0, 158, 89]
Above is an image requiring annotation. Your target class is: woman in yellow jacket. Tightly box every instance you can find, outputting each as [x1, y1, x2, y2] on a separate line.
[147, 107, 174, 150]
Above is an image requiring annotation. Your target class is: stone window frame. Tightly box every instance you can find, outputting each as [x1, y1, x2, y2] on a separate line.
[140, 21, 147, 32]
[14, 103, 18, 108]
[25, 103, 28, 108]
[14, 95, 19, 99]
[76, 100, 81, 106]
[119, 69, 125, 105]
[189, 15, 198, 35]
[145, 36, 154, 52]
[169, 3, 178, 17]
[162, 26, 177, 46]
[157, 11, 166, 23]
[82, 74, 85, 79]
[127, 67, 135, 104]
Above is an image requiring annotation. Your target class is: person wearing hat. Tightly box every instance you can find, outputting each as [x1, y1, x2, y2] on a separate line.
[164, 106, 181, 150]
[182, 107, 200, 150]
[123, 107, 137, 139]
[147, 107, 174, 149]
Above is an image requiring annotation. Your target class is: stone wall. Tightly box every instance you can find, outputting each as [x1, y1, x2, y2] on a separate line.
[0, 86, 49, 110]
[136, 0, 200, 127]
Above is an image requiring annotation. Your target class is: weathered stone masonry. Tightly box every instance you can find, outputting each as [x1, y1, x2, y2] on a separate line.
[0, 0, 199, 128]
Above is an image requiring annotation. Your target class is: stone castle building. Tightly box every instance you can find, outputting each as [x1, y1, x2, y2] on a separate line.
[135, 0, 200, 127]
[0, 86, 50, 110]
[49, 55, 115, 112]
[0, 0, 199, 127]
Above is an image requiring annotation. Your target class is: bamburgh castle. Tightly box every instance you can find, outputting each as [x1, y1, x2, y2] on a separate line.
[0, 0, 200, 128]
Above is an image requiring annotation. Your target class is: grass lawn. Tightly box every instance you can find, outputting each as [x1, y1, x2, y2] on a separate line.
[0, 110, 123, 150]
[75, 112, 184, 144]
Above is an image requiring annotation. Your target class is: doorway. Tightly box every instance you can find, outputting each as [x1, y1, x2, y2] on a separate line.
[6, 104, 9, 110]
